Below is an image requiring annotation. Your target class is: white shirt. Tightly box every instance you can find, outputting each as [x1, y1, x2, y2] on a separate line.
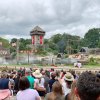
[17, 89, 40, 100]
[62, 82, 71, 96]
[34, 78, 45, 88]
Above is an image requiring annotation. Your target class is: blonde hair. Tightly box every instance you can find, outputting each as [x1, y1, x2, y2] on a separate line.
[47, 81, 64, 100]
[52, 81, 63, 95]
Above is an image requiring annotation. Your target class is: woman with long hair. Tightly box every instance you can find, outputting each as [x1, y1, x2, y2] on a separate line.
[45, 81, 64, 100]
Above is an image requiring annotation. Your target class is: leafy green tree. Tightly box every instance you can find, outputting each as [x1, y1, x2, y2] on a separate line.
[51, 34, 62, 43]
[44, 39, 49, 44]
[84, 28, 100, 48]
[47, 33, 82, 54]
[0, 37, 10, 48]
[48, 42, 59, 51]
[10, 38, 17, 43]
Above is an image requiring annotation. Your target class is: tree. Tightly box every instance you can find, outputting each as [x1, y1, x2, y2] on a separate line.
[47, 33, 82, 54]
[0, 37, 10, 48]
[10, 38, 17, 43]
[84, 28, 100, 48]
[51, 34, 62, 43]
[48, 42, 59, 51]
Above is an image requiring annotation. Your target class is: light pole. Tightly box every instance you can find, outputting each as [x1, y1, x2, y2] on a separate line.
[27, 47, 30, 64]
[16, 39, 19, 64]
[26, 45, 31, 64]
[99, 32, 100, 47]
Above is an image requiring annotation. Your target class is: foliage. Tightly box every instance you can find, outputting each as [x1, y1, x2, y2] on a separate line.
[88, 57, 98, 65]
[0, 37, 10, 48]
[46, 33, 82, 54]
[84, 28, 100, 48]
[35, 45, 47, 56]
[10, 38, 31, 53]
[65, 54, 69, 58]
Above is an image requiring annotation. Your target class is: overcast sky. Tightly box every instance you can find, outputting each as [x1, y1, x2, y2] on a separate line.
[0, 0, 100, 40]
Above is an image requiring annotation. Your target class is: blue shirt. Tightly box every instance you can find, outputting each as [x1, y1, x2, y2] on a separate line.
[0, 78, 9, 89]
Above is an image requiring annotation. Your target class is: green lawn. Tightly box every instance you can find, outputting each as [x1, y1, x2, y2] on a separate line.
[0, 64, 100, 69]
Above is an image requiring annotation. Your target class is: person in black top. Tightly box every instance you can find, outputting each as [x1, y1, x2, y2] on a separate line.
[49, 72, 56, 92]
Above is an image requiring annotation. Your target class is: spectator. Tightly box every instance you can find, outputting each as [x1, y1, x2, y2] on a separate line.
[62, 72, 74, 95]
[0, 72, 11, 99]
[49, 72, 56, 92]
[17, 77, 40, 100]
[65, 80, 77, 100]
[50, 68, 55, 78]
[55, 70, 60, 80]
[75, 72, 100, 100]
[14, 75, 21, 94]
[70, 70, 76, 79]
[0, 72, 10, 89]
[43, 71, 50, 93]
[96, 71, 100, 79]
[33, 70, 46, 97]
[18, 68, 23, 77]
[25, 69, 35, 89]
[9, 74, 15, 96]
[45, 81, 64, 100]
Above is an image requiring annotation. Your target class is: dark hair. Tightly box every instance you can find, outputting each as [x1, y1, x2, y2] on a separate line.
[51, 73, 56, 79]
[51, 68, 54, 71]
[40, 68, 43, 73]
[65, 80, 73, 89]
[19, 77, 30, 90]
[56, 71, 60, 77]
[45, 70, 50, 78]
[76, 72, 100, 100]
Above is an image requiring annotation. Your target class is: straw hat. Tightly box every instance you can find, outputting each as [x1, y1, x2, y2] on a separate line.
[64, 72, 74, 81]
[32, 70, 42, 78]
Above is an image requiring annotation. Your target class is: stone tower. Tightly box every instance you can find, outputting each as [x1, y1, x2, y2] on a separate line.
[30, 26, 45, 52]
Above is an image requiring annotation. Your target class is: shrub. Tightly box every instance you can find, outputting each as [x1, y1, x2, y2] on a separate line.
[88, 57, 98, 65]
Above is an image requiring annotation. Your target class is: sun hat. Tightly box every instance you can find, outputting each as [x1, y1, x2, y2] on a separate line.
[32, 70, 42, 78]
[64, 72, 74, 81]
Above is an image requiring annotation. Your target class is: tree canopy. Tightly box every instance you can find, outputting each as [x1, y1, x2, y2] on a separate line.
[84, 28, 100, 48]
[0, 37, 9, 48]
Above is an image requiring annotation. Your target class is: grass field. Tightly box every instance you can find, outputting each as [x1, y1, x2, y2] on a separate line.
[0, 64, 100, 69]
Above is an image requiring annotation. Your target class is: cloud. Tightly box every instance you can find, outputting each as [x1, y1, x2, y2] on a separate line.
[0, 0, 100, 40]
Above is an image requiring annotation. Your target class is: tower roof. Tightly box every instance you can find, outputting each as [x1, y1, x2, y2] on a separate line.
[30, 26, 45, 36]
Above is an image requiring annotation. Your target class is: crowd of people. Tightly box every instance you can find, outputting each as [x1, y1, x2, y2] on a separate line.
[0, 67, 100, 100]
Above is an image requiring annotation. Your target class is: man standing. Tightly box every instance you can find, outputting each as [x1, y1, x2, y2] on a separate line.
[25, 69, 34, 89]
[62, 72, 74, 96]
[75, 72, 100, 100]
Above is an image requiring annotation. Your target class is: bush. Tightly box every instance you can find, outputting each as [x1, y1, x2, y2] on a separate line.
[88, 57, 98, 65]
[65, 54, 69, 58]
